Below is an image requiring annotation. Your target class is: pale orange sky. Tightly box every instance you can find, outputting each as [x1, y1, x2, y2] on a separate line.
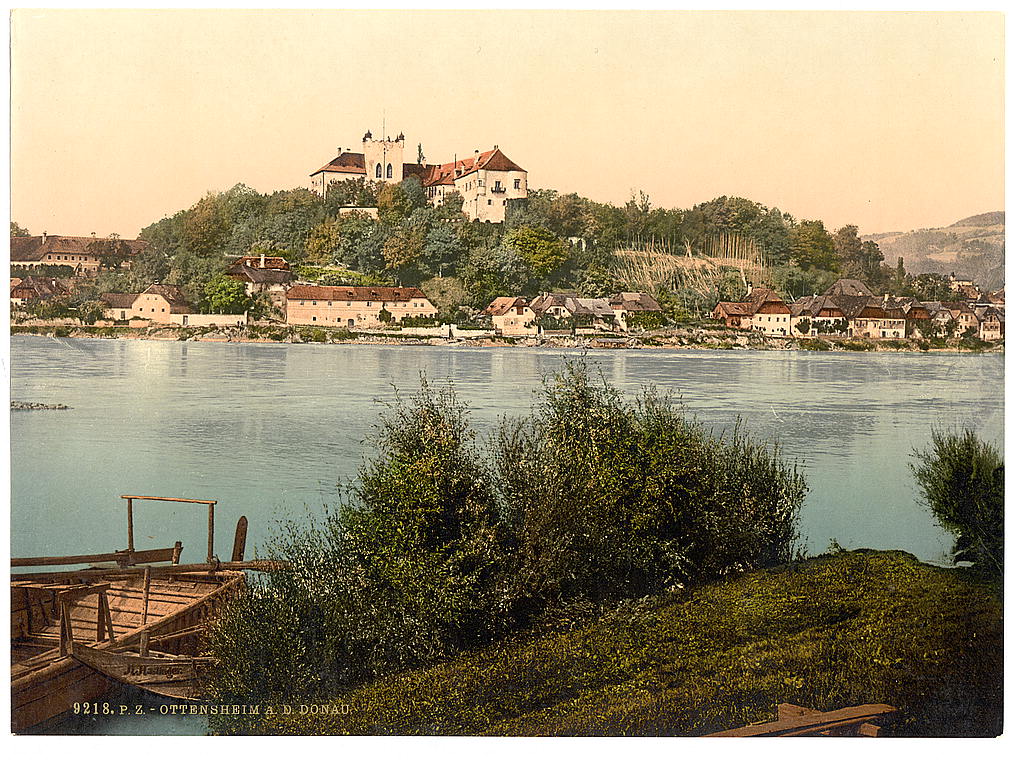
[9, 10, 1004, 239]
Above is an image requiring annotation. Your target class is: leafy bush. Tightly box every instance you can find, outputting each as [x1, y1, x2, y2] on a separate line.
[800, 337, 832, 351]
[208, 380, 508, 703]
[492, 362, 805, 622]
[911, 428, 1003, 577]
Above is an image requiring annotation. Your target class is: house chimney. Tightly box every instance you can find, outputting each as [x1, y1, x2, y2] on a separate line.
[260, 252, 266, 269]
[338, 147, 343, 156]
[41, 231, 47, 244]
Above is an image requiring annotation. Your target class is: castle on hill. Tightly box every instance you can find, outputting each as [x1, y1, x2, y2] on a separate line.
[310, 131, 528, 223]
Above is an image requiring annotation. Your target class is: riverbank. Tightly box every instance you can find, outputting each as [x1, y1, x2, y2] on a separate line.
[9, 323, 1003, 353]
[212, 549, 1002, 736]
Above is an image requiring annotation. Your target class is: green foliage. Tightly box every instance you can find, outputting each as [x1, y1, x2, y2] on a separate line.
[377, 307, 393, 324]
[502, 226, 569, 278]
[208, 380, 507, 703]
[789, 220, 839, 271]
[625, 310, 666, 331]
[911, 429, 1003, 577]
[76, 300, 107, 325]
[794, 318, 811, 335]
[203, 275, 252, 314]
[492, 361, 805, 621]
[10, 265, 75, 279]
[226, 551, 1002, 738]
[10, 221, 30, 237]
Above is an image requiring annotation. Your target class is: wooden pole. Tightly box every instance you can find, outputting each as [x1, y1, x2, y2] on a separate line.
[139, 631, 149, 657]
[231, 516, 248, 562]
[207, 503, 215, 564]
[141, 566, 152, 625]
[126, 498, 134, 557]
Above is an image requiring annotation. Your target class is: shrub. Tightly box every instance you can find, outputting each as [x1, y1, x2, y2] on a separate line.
[910, 428, 1003, 577]
[491, 361, 805, 623]
[208, 380, 508, 703]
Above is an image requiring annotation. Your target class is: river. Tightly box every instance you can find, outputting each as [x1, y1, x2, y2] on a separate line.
[8, 335, 1004, 733]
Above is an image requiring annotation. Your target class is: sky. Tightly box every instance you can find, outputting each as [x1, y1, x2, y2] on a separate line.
[9, 9, 1005, 239]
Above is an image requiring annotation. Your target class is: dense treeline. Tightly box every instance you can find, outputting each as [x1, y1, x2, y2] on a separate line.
[14, 184, 963, 318]
[207, 361, 806, 704]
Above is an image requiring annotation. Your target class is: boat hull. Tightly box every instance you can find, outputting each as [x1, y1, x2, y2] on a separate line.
[11, 570, 243, 732]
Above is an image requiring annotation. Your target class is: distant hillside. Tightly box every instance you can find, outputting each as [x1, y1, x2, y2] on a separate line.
[865, 212, 1004, 290]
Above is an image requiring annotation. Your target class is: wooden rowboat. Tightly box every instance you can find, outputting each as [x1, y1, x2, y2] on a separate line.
[70, 640, 214, 701]
[10, 494, 260, 733]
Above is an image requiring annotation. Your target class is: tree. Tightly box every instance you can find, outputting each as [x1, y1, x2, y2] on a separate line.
[11, 221, 30, 237]
[203, 275, 251, 314]
[789, 220, 838, 271]
[501, 226, 568, 279]
[377, 307, 393, 324]
[911, 428, 1003, 577]
[305, 221, 342, 266]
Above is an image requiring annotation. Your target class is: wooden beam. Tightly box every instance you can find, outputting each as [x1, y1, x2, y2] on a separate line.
[142, 566, 152, 625]
[707, 704, 896, 737]
[12, 559, 286, 583]
[12, 546, 181, 568]
[121, 495, 217, 505]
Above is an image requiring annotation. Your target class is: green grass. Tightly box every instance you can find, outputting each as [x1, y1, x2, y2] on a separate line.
[217, 550, 1001, 737]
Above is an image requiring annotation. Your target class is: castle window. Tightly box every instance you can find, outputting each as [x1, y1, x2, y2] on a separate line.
[375, 164, 382, 179]
[514, 179, 521, 189]
[386, 164, 393, 179]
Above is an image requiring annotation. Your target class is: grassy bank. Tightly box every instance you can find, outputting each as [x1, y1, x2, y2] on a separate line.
[217, 550, 1001, 736]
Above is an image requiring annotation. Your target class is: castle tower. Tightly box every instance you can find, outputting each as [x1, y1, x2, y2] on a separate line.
[361, 130, 405, 183]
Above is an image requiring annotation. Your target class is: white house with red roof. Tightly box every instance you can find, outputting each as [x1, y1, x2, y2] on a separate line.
[310, 131, 528, 223]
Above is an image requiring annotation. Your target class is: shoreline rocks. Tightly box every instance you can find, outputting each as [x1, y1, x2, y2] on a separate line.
[11, 401, 70, 411]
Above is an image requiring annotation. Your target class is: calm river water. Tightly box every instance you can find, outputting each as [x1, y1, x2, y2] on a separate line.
[9, 334, 1004, 733]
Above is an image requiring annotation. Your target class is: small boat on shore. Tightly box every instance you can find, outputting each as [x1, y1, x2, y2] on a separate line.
[10, 495, 273, 733]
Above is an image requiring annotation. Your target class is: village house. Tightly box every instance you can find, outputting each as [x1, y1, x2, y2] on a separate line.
[788, 295, 849, 336]
[285, 285, 436, 328]
[129, 284, 192, 323]
[976, 306, 1005, 341]
[942, 302, 982, 337]
[310, 131, 527, 223]
[844, 296, 907, 339]
[891, 297, 933, 337]
[100, 293, 137, 321]
[710, 301, 754, 329]
[747, 288, 792, 336]
[529, 293, 617, 331]
[9, 233, 146, 276]
[9, 276, 71, 305]
[225, 254, 294, 310]
[482, 297, 538, 336]
[608, 292, 663, 331]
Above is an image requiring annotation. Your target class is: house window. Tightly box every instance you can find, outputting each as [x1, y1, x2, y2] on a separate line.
[514, 179, 521, 189]
[386, 164, 393, 179]
[487, 200, 492, 205]
[375, 164, 382, 178]
[312, 301, 317, 305]
[327, 301, 332, 307]
[367, 301, 372, 306]
[312, 316, 316, 321]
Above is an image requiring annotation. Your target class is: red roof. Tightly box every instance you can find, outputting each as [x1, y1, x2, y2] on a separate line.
[422, 148, 525, 187]
[10, 235, 147, 262]
[286, 285, 430, 303]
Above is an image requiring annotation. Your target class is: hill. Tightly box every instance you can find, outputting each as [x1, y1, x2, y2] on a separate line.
[865, 212, 1004, 290]
[218, 550, 1002, 737]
